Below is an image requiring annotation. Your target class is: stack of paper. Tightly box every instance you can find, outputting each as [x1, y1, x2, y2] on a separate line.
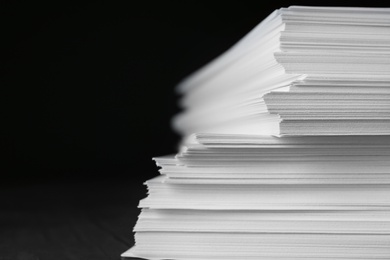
[124, 134, 390, 259]
[122, 6, 390, 260]
[173, 6, 390, 136]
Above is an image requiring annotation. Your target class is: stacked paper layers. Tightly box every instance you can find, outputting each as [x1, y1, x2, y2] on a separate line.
[173, 6, 390, 136]
[122, 6, 390, 260]
[123, 134, 390, 259]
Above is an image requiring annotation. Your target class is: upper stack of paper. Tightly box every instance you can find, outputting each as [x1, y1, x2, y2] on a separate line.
[173, 6, 390, 136]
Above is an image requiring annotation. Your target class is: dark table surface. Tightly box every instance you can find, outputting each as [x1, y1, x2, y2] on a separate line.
[1, 180, 146, 260]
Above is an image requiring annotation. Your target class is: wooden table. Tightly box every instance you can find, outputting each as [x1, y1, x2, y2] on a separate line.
[1, 180, 145, 260]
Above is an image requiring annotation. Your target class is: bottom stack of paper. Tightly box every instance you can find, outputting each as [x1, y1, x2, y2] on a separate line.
[122, 134, 390, 259]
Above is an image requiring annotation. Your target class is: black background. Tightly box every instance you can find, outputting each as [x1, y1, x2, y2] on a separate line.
[2, 1, 389, 259]
[3, 1, 280, 185]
